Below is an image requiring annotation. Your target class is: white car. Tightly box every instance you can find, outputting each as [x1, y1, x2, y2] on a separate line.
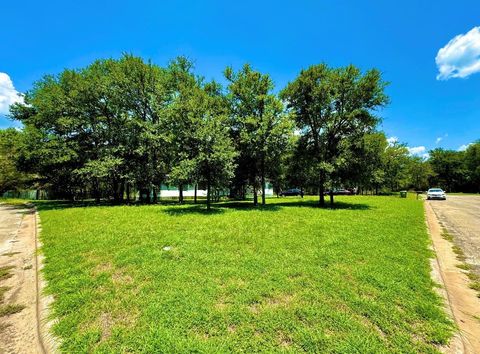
[427, 188, 446, 200]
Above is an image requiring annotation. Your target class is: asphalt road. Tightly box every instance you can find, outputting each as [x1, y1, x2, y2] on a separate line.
[428, 195, 480, 276]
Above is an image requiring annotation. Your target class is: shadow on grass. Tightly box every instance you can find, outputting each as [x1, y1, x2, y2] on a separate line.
[163, 198, 371, 215]
[32, 199, 212, 213]
[31, 197, 371, 214]
[163, 205, 226, 215]
[33, 200, 100, 212]
[221, 199, 370, 211]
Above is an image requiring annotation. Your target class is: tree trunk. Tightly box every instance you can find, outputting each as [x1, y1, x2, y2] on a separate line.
[179, 184, 183, 204]
[94, 178, 101, 203]
[112, 179, 119, 203]
[126, 183, 131, 204]
[319, 175, 325, 206]
[329, 190, 334, 207]
[194, 184, 198, 204]
[140, 188, 150, 203]
[261, 179, 266, 205]
[207, 175, 211, 210]
[119, 181, 125, 203]
[253, 184, 258, 206]
[153, 186, 158, 204]
[261, 155, 266, 205]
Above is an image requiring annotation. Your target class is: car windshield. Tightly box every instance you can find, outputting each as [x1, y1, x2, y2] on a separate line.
[429, 189, 443, 192]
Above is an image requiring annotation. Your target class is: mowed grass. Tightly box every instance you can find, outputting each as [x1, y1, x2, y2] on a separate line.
[37, 196, 453, 353]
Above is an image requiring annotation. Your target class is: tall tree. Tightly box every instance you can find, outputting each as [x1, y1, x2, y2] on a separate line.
[115, 55, 172, 203]
[429, 148, 467, 192]
[0, 129, 31, 194]
[225, 64, 292, 205]
[10, 71, 85, 199]
[382, 141, 410, 192]
[407, 156, 433, 191]
[194, 81, 237, 210]
[280, 64, 388, 206]
[167, 57, 201, 203]
[464, 142, 480, 193]
[338, 132, 388, 194]
[10, 55, 173, 202]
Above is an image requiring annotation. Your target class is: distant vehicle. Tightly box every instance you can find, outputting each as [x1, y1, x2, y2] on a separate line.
[427, 188, 446, 200]
[280, 188, 304, 197]
[324, 189, 352, 195]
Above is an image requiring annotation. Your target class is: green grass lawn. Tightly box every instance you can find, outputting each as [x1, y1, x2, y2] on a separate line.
[37, 196, 453, 353]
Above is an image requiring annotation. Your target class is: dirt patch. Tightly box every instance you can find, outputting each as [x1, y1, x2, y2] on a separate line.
[248, 293, 296, 315]
[265, 293, 295, 308]
[0, 204, 57, 354]
[425, 202, 480, 353]
[277, 331, 293, 348]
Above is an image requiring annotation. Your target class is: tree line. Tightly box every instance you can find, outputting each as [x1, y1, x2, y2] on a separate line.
[1, 55, 478, 208]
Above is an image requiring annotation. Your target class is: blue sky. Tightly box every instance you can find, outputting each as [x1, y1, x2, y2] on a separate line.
[1, 0, 479, 154]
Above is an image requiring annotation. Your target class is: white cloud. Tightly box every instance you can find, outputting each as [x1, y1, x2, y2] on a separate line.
[436, 26, 480, 80]
[458, 143, 472, 151]
[435, 133, 448, 144]
[0, 72, 24, 115]
[386, 136, 398, 146]
[408, 146, 426, 155]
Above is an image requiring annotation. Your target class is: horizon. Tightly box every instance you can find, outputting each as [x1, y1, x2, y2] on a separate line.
[1, 0, 479, 154]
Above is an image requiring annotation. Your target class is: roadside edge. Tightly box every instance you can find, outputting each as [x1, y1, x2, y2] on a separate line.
[34, 207, 60, 353]
[425, 201, 480, 353]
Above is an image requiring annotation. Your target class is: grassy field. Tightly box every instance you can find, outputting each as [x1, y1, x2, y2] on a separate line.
[36, 196, 453, 353]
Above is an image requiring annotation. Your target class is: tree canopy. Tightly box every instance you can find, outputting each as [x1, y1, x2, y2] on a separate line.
[3, 55, 477, 206]
[280, 63, 389, 205]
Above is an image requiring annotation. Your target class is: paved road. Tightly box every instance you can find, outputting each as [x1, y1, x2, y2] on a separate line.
[428, 195, 480, 275]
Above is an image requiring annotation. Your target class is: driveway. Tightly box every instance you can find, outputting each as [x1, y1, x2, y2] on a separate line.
[428, 195, 480, 275]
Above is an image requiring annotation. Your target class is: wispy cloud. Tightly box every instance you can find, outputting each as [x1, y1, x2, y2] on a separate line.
[435, 133, 448, 144]
[436, 26, 480, 80]
[458, 143, 472, 151]
[0, 73, 23, 115]
[388, 137, 429, 159]
[386, 136, 398, 146]
[408, 146, 426, 156]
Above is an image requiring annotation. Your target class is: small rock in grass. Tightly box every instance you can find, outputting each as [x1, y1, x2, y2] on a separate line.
[163, 246, 172, 251]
